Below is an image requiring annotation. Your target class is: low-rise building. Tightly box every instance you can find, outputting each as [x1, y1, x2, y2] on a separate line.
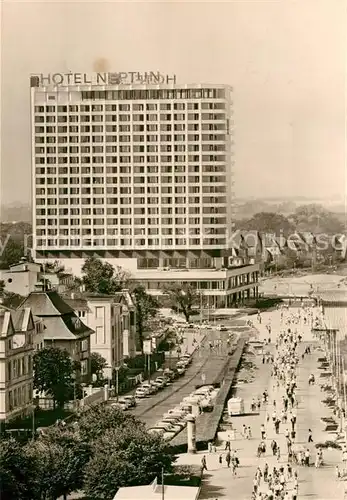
[0, 307, 36, 422]
[64, 290, 137, 379]
[18, 287, 94, 383]
[0, 260, 41, 296]
[133, 263, 260, 308]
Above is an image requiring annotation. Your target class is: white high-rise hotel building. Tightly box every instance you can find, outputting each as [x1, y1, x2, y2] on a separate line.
[31, 72, 259, 307]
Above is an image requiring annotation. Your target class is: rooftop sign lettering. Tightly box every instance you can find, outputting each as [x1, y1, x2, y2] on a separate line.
[30, 72, 177, 87]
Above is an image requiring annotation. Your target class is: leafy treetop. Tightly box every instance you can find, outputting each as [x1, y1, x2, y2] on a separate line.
[81, 256, 130, 295]
[33, 347, 75, 409]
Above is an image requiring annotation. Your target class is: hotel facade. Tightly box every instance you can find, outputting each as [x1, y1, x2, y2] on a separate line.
[31, 75, 259, 307]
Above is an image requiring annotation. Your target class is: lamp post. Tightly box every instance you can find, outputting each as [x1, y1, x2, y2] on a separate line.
[143, 339, 152, 384]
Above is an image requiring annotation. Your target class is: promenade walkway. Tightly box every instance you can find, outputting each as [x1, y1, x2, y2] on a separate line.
[176, 307, 346, 499]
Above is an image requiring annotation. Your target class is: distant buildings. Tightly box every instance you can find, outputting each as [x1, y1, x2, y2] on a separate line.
[0, 307, 41, 422]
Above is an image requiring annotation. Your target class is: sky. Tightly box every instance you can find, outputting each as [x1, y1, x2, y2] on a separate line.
[0, 0, 346, 207]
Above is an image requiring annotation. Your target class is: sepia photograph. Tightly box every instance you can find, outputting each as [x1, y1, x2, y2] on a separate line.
[0, 0, 346, 499]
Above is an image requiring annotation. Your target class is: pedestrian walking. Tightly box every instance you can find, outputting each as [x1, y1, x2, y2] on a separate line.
[201, 455, 207, 471]
[276, 446, 281, 462]
[225, 451, 231, 468]
[271, 439, 277, 456]
[305, 448, 310, 466]
[219, 454, 223, 466]
[261, 424, 266, 440]
[308, 429, 313, 443]
[335, 464, 341, 479]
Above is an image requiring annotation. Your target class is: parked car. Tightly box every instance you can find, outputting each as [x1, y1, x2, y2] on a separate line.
[135, 388, 148, 398]
[111, 402, 127, 411]
[155, 421, 181, 433]
[176, 366, 186, 375]
[118, 397, 131, 409]
[162, 418, 186, 430]
[194, 385, 214, 396]
[151, 381, 163, 390]
[217, 324, 228, 332]
[163, 411, 186, 420]
[155, 377, 167, 388]
[141, 383, 156, 394]
[123, 395, 136, 407]
[163, 368, 175, 379]
[181, 354, 192, 364]
[183, 394, 202, 404]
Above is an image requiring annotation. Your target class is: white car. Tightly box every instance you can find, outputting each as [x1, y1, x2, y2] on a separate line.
[118, 398, 131, 409]
[111, 402, 126, 411]
[141, 383, 155, 394]
[123, 395, 136, 407]
[183, 395, 202, 404]
[194, 385, 214, 396]
[181, 354, 192, 364]
[156, 421, 182, 433]
[162, 418, 186, 430]
[135, 388, 148, 398]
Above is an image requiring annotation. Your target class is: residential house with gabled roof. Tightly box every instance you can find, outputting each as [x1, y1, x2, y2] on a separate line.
[18, 286, 94, 382]
[240, 230, 263, 265]
[0, 307, 36, 422]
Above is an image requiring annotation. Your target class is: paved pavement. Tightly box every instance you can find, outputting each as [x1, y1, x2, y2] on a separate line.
[177, 307, 346, 499]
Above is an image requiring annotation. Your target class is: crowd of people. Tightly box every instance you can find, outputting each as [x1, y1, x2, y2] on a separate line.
[248, 304, 326, 499]
[197, 302, 345, 499]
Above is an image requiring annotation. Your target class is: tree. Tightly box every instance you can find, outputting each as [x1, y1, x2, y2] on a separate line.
[163, 283, 199, 322]
[33, 347, 74, 409]
[288, 204, 344, 235]
[83, 426, 175, 499]
[81, 256, 130, 295]
[76, 404, 138, 442]
[24, 428, 91, 500]
[0, 238, 25, 269]
[90, 352, 108, 379]
[0, 279, 5, 295]
[132, 285, 159, 350]
[234, 212, 294, 236]
[0, 438, 35, 500]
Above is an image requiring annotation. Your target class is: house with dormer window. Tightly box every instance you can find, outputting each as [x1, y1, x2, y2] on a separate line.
[18, 286, 94, 383]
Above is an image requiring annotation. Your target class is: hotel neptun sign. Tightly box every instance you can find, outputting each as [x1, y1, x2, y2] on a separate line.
[30, 71, 177, 87]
